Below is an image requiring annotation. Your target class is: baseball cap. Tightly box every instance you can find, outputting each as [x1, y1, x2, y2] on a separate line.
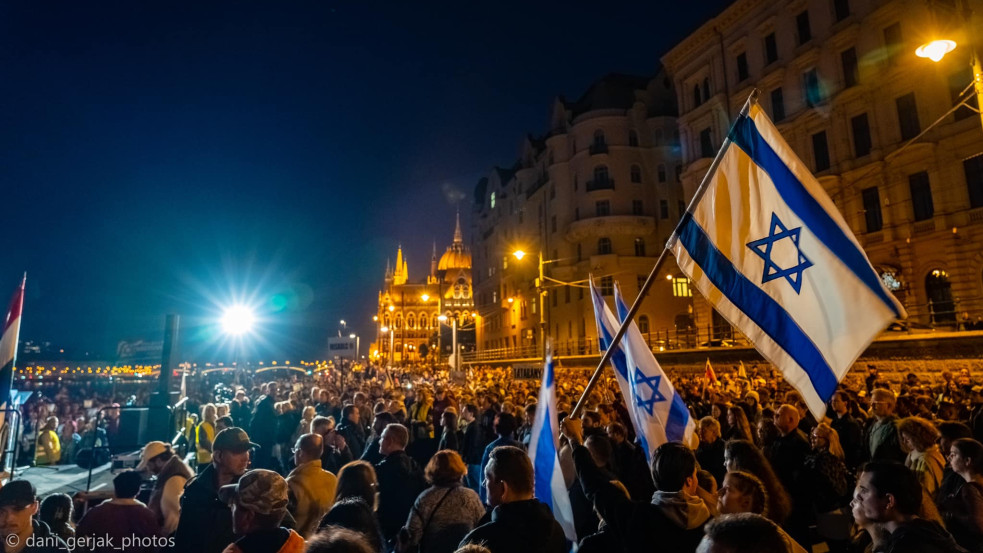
[0, 480, 36, 509]
[212, 427, 259, 452]
[136, 441, 171, 471]
[218, 469, 288, 515]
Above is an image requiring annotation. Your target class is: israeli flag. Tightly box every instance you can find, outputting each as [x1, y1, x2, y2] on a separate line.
[589, 280, 697, 461]
[671, 101, 906, 418]
[527, 346, 576, 543]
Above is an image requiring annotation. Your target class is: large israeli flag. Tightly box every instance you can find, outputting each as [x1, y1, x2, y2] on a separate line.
[589, 280, 697, 461]
[671, 101, 906, 418]
[527, 346, 576, 543]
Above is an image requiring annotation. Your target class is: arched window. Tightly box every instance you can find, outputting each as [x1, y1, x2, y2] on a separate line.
[658, 164, 667, 183]
[630, 165, 642, 183]
[702, 78, 711, 101]
[593, 130, 606, 146]
[395, 314, 403, 330]
[593, 165, 609, 183]
[634, 238, 646, 257]
[693, 85, 702, 107]
[598, 237, 612, 255]
[432, 315, 439, 329]
[638, 315, 650, 334]
[406, 313, 415, 329]
[419, 313, 429, 329]
[628, 130, 639, 147]
[926, 269, 956, 323]
[383, 313, 390, 327]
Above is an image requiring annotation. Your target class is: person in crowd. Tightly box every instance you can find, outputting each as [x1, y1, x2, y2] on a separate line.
[606, 421, 653, 500]
[287, 433, 338, 538]
[56, 419, 79, 466]
[333, 461, 378, 509]
[431, 388, 452, 434]
[459, 445, 566, 553]
[696, 513, 791, 553]
[304, 526, 375, 553]
[75, 470, 163, 553]
[716, 471, 768, 517]
[319, 497, 385, 553]
[361, 412, 395, 466]
[437, 408, 462, 453]
[337, 405, 367, 460]
[37, 494, 73, 543]
[568, 434, 617, 540]
[757, 417, 781, 452]
[217, 415, 235, 433]
[724, 439, 792, 525]
[726, 406, 754, 443]
[397, 450, 484, 553]
[899, 416, 946, 496]
[561, 417, 710, 553]
[294, 406, 316, 444]
[136, 440, 194, 535]
[478, 413, 519, 504]
[409, 390, 434, 442]
[35, 416, 61, 466]
[218, 469, 305, 553]
[175, 427, 257, 553]
[852, 461, 963, 553]
[197, 403, 218, 471]
[0, 480, 69, 553]
[830, 391, 865, 471]
[231, 389, 252, 429]
[517, 404, 536, 449]
[460, 405, 485, 493]
[313, 416, 352, 474]
[865, 389, 906, 463]
[697, 416, 726, 487]
[937, 422, 975, 503]
[802, 422, 852, 514]
[251, 382, 280, 471]
[375, 424, 426, 542]
[937, 438, 983, 552]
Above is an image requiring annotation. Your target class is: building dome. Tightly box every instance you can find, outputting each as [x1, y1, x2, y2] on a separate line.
[438, 248, 472, 271]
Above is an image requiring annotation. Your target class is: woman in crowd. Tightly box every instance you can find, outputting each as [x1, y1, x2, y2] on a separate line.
[398, 450, 484, 553]
[725, 405, 754, 443]
[320, 497, 385, 553]
[334, 460, 379, 509]
[437, 408, 462, 453]
[802, 422, 852, 514]
[58, 418, 80, 465]
[717, 470, 769, 518]
[724, 439, 792, 525]
[39, 493, 74, 542]
[899, 416, 946, 495]
[938, 438, 983, 552]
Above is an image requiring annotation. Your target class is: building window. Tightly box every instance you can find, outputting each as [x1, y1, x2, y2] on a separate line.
[812, 131, 830, 172]
[628, 130, 639, 147]
[638, 315, 650, 334]
[834, 0, 850, 21]
[883, 23, 903, 66]
[593, 130, 606, 147]
[595, 200, 611, 217]
[771, 88, 785, 122]
[702, 78, 711, 101]
[764, 32, 778, 64]
[851, 113, 872, 157]
[634, 238, 646, 256]
[700, 128, 714, 158]
[965, 155, 983, 208]
[658, 164, 667, 183]
[673, 277, 693, 297]
[926, 269, 955, 323]
[598, 276, 614, 296]
[862, 187, 883, 232]
[598, 238, 612, 255]
[950, 68, 979, 120]
[841, 47, 859, 88]
[551, 215, 557, 233]
[659, 199, 669, 219]
[630, 165, 642, 183]
[736, 52, 749, 82]
[896, 93, 921, 141]
[632, 199, 644, 215]
[796, 11, 812, 45]
[675, 165, 682, 182]
[693, 85, 702, 108]
[803, 68, 822, 107]
[593, 165, 610, 184]
[909, 171, 934, 221]
[490, 192, 496, 209]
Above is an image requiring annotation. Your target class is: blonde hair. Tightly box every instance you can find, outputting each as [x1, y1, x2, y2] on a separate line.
[812, 422, 845, 459]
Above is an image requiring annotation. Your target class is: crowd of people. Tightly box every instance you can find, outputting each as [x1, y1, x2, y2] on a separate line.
[5, 360, 983, 553]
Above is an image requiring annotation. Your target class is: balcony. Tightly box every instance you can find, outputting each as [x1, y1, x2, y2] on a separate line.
[566, 215, 655, 242]
[589, 143, 608, 155]
[585, 178, 615, 192]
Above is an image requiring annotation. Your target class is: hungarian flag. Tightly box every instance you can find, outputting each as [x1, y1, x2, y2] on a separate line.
[0, 275, 25, 409]
[704, 358, 717, 384]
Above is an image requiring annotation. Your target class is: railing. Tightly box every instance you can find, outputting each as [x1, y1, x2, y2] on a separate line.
[586, 178, 615, 192]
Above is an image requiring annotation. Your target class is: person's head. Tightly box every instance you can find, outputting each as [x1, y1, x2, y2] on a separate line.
[44, 416, 58, 431]
[136, 441, 175, 475]
[202, 403, 217, 422]
[335, 461, 378, 508]
[0, 481, 38, 538]
[318, 498, 383, 553]
[774, 404, 799, 435]
[353, 392, 367, 407]
[831, 391, 849, 415]
[38, 493, 72, 529]
[696, 513, 788, 553]
[319, 390, 330, 403]
[699, 416, 721, 444]
[301, 406, 316, 421]
[852, 461, 922, 523]
[462, 404, 478, 423]
[305, 525, 375, 553]
[212, 427, 257, 477]
[266, 382, 278, 399]
[606, 421, 627, 444]
[294, 433, 323, 466]
[454, 545, 492, 553]
[219, 469, 289, 535]
[810, 422, 845, 458]
[494, 413, 517, 437]
[939, 422, 973, 456]
[582, 411, 601, 429]
[216, 416, 234, 432]
[869, 388, 896, 419]
[718, 471, 768, 517]
[425, 450, 467, 486]
[312, 415, 334, 436]
[898, 416, 940, 453]
[484, 446, 534, 507]
[651, 442, 698, 494]
[585, 435, 613, 468]
[523, 403, 536, 425]
[113, 470, 143, 499]
[342, 405, 359, 425]
[756, 419, 779, 447]
[372, 412, 395, 436]
[380, 423, 409, 456]
[441, 407, 458, 430]
[949, 438, 983, 477]
[723, 439, 768, 476]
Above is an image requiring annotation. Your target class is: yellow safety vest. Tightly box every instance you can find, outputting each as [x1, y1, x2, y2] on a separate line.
[36, 429, 61, 465]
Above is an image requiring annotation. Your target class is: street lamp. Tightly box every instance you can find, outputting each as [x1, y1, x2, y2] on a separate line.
[221, 304, 256, 384]
[512, 249, 553, 358]
[437, 314, 458, 371]
[916, 0, 983, 130]
[381, 325, 393, 367]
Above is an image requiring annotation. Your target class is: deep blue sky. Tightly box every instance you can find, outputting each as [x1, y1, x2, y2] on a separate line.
[0, 1, 723, 362]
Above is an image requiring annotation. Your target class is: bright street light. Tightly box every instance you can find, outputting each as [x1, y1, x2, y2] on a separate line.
[421, 294, 430, 302]
[512, 250, 526, 260]
[438, 315, 448, 322]
[221, 305, 256, 335]
[916, 39, 957, 62]
[381, 326, 389, 333]
[349, 333, 356, 339]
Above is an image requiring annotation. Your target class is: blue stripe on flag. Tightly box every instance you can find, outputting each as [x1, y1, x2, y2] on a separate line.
[533, 404, 555, 512]
[677, 213, 839, 401]
[729, 115, 901, 318]
[666, 394, 690, 442]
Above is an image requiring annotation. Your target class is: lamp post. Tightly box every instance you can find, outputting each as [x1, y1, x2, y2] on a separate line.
[438, 314, 458, 370]
[917, 0, 983, 131]
[513, 249, 561, 359]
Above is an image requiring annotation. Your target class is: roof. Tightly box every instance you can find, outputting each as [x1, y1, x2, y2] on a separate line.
[563, 73, 651, 118]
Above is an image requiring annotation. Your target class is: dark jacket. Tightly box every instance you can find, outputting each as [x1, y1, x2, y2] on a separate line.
[571, 444, 707, 553]
[461, 421, 485, 465]
[174, 463, 238, 553]
[360, 435, 384, 465]
[460, 499, 566, 553]
[337, 420, 367, 459]
[939, 480, 983, 553]
[437, 428, 462, 453]
[696, 438, 726, 487]
[876, 518, 967, 553]
[831, 411, 864, 470]
[23, 520, 70, 553]
[375, 450, 426, 540]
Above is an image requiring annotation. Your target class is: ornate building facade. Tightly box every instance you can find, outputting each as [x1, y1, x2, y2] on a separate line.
[375, 216, 476, 365]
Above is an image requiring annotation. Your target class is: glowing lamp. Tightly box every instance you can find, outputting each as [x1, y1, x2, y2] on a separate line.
[512, 250, 526, 260]
[916, 40, 956, 62]
[221, 305, 256, 335]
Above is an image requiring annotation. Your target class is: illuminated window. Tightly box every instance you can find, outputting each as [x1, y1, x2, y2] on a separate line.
[673, 277, 693, 297]
[600, 276, 614, 296]
[490, 192, 496, 209]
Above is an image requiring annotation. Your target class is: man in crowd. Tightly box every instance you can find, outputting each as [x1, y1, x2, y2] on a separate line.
[75, 470, 163, 553]
[219, 469, 305, 553]
[286, 433, 337, 538]
[479, 413, 519, 503]
[360, 412, 395, 466]
[374, 423, 425, 542]
[175, 427, 256, 553]
[0, 480, 69, 553]
[829, 391, 864, 471]
[230, 389, 251, 429]
[866, 388, 906, 463]
[696, 513, 790, 553]
[137, 441, 194, 535]
[460, 404, 485, 493]
[250, 382, 279, 470]
[459, 445, 566, 553]
[770, 405, 810, 502]
[336, 405, 366, 459]
[312, 416, 351, 473]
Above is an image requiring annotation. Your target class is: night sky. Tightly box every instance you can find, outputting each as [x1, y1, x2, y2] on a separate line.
[1, 1, 724, 362]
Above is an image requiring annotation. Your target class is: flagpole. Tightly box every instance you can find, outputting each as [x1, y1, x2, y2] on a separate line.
[570, 89, 760, 420]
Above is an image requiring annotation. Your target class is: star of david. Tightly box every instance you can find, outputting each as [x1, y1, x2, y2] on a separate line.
[746, 213, 813, 294]
[632, 367, 666, 416]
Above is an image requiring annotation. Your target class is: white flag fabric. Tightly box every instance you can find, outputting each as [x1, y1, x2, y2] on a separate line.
[671, 102, 906, 418]
[527, 347, 576, 543]
[589, 280, 697, 461]
[0, 276, 25, 409]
